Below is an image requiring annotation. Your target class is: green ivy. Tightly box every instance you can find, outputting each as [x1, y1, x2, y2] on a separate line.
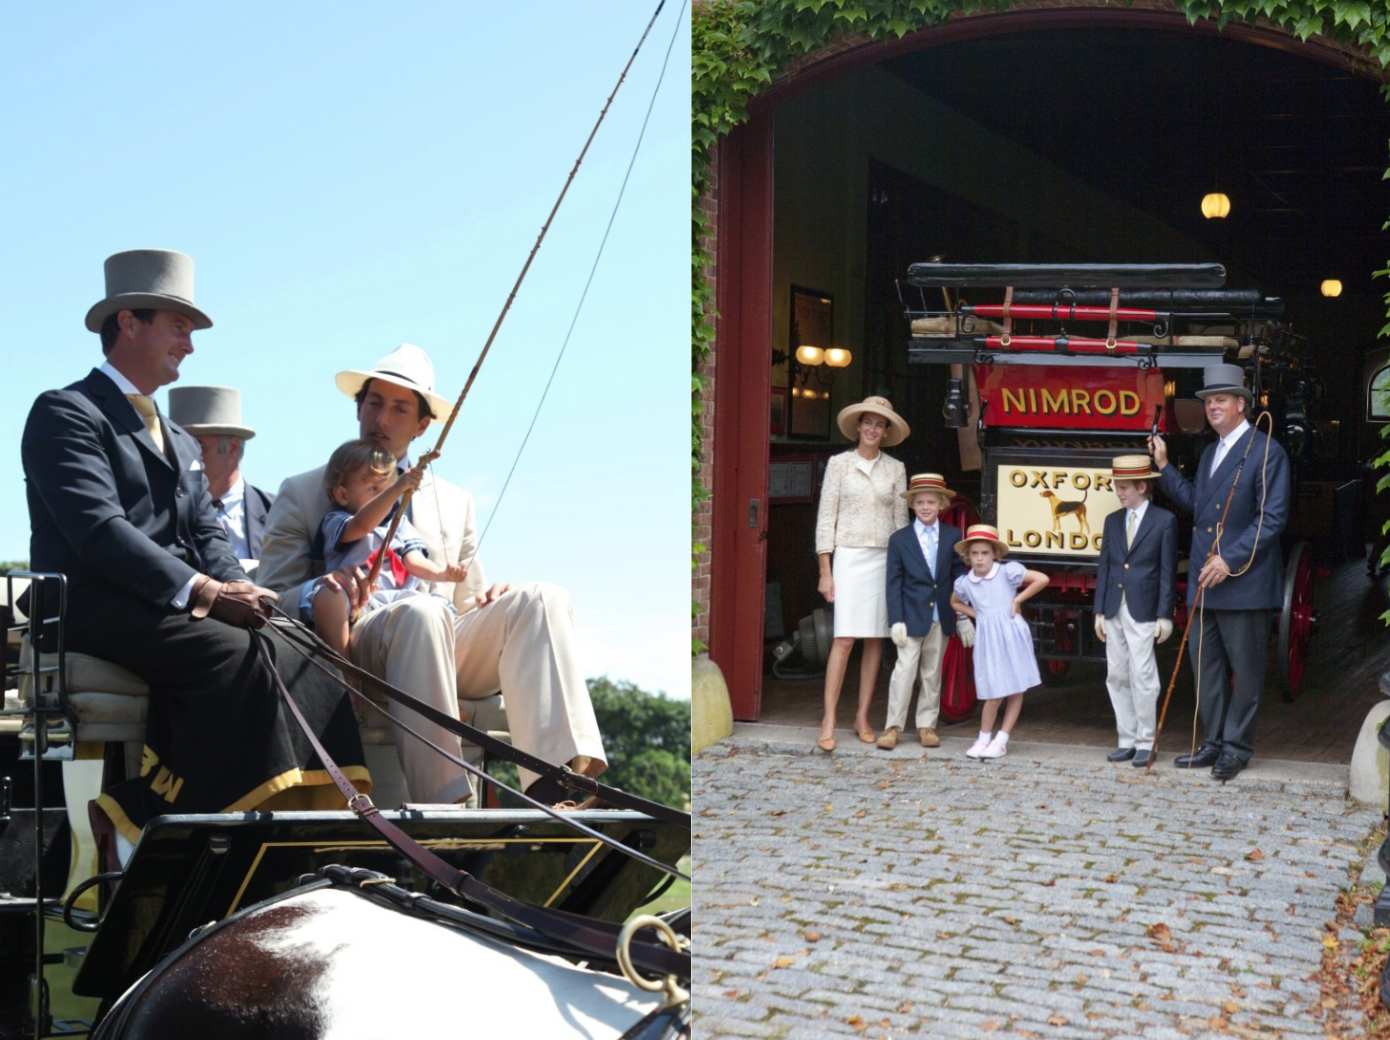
[692, 0, 1390, 650]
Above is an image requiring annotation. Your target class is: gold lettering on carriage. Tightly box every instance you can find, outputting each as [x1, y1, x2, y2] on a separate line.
[996, 465, 1122, 559]
[140, 744, 186, 803]
[999, 387, 1143, 418]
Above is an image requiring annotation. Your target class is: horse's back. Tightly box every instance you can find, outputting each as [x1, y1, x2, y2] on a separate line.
[101, 887, 661, 1039]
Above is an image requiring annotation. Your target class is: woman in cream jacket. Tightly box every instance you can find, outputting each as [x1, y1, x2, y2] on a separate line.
[814, 395, 910, 751]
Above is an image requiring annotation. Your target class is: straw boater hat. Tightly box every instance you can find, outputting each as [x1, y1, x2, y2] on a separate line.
[1111, 454, 1157, 481]
[836, 395, 910, 447]
[168, 386, 255, 440]
[335, 343, 452, 422]
[901, 472, 957, 502]
[85, 249, 212, 332]
[1194, 362, 1252, 403]
[954, 523, 1010, 558]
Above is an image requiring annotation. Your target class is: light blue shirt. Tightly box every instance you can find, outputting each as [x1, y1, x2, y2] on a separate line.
[915, 518, 938, 624]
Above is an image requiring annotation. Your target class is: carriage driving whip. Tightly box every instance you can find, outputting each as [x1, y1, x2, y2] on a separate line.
[355, 2, 666, 612]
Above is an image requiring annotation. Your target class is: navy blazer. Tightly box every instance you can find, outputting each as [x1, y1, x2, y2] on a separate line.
[1093, 504, 1178, 623]
[22, 369, 246, 608]
[885, 521, 966, 638]
[1157, 426, 1290, 610]
[243, 481, 276, 560]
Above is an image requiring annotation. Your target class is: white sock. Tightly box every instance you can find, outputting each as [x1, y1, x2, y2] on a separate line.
[978, 730, 991, 742]
[995, 732, 1010, 745]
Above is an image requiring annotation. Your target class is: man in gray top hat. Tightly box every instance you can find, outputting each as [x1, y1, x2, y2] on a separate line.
[20, 249, 367, 858]
[1149, 362, 1290, 781]
[168, 385, 276, 560]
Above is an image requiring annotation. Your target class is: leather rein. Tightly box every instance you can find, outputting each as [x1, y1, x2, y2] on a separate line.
[249, 617, 690, 983]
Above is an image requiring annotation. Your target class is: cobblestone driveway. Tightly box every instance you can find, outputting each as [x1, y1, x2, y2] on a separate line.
[693, 728, 1381, 1039]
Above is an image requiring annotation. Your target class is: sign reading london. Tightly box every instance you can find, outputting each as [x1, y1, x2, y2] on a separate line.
[996, 463, 1121, 559]
[975, 364, 1164, 431]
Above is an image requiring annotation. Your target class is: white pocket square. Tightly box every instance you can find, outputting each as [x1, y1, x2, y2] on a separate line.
[189, 458, 204, 471]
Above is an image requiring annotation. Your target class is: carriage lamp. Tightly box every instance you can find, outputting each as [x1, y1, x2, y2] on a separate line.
[1320, 279, 1342, 298]
[942, 377, 968, 428]
[1201, 192, 1231, 219]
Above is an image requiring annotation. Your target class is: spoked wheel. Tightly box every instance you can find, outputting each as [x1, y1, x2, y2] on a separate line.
[1039, 611, 1074, 685]
[938, 636, 977, 723]
[1277, 541, 1315, 702]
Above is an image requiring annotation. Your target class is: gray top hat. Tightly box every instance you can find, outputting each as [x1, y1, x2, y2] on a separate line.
[85, 249, 212, 332]
[1195, 362, 1252, 402]
[167, 385, 254, 439]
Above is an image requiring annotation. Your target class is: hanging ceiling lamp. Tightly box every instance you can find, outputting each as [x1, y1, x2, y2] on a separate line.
[1201, 193, 1231, 220]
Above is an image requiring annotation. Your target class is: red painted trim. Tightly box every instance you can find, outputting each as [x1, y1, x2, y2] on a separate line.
[709, 110, 774, 721]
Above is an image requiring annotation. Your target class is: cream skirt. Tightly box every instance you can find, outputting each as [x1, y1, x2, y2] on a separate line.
[831, 546, 888, 638]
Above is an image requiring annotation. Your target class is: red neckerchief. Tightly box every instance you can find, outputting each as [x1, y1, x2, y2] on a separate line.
[365, 546, 408, 587]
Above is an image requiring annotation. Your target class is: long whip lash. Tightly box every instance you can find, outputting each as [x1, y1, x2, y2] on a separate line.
[359, 1, 666, 604]
[1147, 411, 1273, 773]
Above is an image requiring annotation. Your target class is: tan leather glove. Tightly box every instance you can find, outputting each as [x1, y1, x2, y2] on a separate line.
[890, 622, 908, 649]
[190, 577, 280, 629]
[955, 617, 975, 649]
[1154, 618, 1174, 644]
[1094, 613, 1107, 643]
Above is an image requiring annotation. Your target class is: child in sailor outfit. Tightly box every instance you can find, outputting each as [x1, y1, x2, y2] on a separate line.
[308, 439, 466, 661]
[949, 525, 1048, 760]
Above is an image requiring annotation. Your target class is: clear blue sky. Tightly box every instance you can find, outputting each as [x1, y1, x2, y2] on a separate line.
[1, 2, 692, 698]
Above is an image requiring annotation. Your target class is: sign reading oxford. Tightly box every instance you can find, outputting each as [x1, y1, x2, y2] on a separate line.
[997, 463, 1121, 558]
[976, 364, 1164, 431]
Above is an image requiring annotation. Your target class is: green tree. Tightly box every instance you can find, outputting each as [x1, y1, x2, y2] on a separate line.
[0, 562, 28, 575]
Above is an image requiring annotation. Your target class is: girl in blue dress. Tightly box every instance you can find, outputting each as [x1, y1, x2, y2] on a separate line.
[949, 524, 1049, 760]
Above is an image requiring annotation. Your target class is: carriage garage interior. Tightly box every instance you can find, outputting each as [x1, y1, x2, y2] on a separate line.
[757, 24, 1390, 761]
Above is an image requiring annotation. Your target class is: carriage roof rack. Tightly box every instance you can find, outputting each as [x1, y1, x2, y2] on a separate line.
[904, 262, 1226, 289]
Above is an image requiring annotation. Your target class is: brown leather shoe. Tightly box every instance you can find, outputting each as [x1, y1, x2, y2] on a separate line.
[918, 727, 940, 748]
[876, 727, 899, 750]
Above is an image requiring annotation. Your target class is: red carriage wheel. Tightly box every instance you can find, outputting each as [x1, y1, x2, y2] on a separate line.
[1277, 541, 1315, 702]
[939, 635, 977, 723]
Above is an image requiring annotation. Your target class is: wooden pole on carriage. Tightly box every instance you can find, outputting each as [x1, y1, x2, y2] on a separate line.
[354, 3, 665, 611]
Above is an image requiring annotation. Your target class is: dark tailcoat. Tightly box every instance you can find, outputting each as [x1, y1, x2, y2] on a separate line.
[1157, 426, 1290, 609]
[886, 521, 966, 638]
[1093, 504, 1178, 623]
[243, 482, 276, 560]
[21, 369, 364, 839]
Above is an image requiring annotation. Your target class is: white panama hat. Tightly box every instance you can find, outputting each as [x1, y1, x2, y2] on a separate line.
[335, 343, 453, 422]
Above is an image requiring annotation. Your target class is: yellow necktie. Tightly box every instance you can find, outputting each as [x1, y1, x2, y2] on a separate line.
[126, 394, 166, 455]
[1126, 510, 1136, 549]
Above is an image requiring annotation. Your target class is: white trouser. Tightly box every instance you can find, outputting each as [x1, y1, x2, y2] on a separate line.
[884, 622, 946, 732]
[1103, 601, 1160, 750]
[350, 582, 606, 801]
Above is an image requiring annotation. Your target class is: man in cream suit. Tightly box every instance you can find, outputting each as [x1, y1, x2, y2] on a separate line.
[258, 344, 606, 805]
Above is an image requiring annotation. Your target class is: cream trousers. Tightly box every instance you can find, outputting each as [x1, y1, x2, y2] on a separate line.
[1103, 602, 1160, 750]
[884, 622, 946, 732]
[349, 582, 606, 801]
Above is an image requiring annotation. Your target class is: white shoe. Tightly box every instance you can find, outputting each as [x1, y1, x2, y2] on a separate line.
[965, 737, 991, 759]
[978, 737, 1009, 760]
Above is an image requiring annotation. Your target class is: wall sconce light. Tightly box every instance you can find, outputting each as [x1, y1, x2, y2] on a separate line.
[793, 344, 853, 398]
[824, 347, 852, 368]
[1201, 192, 1231, 220]
[1320, 279, 1342, 298]
[795, 344, 824, 366]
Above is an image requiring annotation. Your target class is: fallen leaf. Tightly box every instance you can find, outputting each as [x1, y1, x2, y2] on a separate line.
[1047, 1015, 1067, 1026]
[1003, 916, 1018, 925]
[895, 1001, 913, 1014]
[804, 930, 821, 942]
[723, 990, 739, 998]
[772, 957, 796, 968]
[1103, 874, 1118, 883]
[1246, 848, 1264, 861]
[1223, 1000, 1240, 1014]
[980, 1020, 1000, 1032]
[1321, 997, 1338, 1009]
[877, 780, 891, 789]
[1323, 936, 1339, 949]
[853, 809, 867, 818]
[878, 1019, 891, 1029]
[768, 809, 786, 816]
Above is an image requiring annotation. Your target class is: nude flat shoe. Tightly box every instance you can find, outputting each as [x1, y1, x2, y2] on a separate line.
[816, 733, 836, 752]
[857, 728, 876, 744]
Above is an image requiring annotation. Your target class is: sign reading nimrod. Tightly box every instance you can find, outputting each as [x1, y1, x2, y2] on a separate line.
[976, 364, 1164, 431]
[996, 462, 1121, 559]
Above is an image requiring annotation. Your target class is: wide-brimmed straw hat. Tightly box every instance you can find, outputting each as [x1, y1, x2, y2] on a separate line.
[901, 472, 957, 502]
[85, 249, 212, 332]
[335, 343, 453, 422]
[954, 523, 1010, 558]
[836, 395, 910, 447]
[1194, 363, 1252, 403]
[168, 385, 255, 440]
[1111, 454, 1157, 481]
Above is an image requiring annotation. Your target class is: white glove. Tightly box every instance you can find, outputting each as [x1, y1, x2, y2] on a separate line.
[1094, 614, 1106, 643]
[955, 617, 975, 649]
[1154, 618, 1174, 644]
[890, 622, 908, 648]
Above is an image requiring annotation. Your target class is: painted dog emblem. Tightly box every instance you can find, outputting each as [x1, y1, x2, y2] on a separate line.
[1040, 488, 1089, 535]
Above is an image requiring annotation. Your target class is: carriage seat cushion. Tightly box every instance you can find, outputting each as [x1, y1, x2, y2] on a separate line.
[17, 636, 151, 741]
[910, 316, 1004, 337]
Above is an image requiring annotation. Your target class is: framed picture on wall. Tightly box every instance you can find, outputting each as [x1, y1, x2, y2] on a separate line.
[770, 386, 787, 434]
[788, 286, 834, 439]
